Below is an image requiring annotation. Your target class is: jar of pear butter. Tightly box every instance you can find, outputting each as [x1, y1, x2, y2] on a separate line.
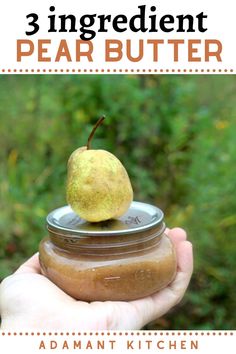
[39, 201, 177, 301]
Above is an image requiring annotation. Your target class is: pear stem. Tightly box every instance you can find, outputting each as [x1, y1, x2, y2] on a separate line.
[87, 116, 105, 150]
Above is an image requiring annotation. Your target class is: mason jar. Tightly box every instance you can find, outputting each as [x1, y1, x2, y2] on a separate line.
[39, 201, 177, 301]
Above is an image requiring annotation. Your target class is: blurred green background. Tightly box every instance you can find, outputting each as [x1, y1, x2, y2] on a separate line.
[0, 75, 236, 329]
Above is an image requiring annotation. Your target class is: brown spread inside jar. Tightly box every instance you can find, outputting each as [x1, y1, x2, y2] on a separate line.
[39, 202, 177, 301]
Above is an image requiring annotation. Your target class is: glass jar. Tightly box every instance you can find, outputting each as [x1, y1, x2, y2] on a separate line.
[39, 201, 177, 301]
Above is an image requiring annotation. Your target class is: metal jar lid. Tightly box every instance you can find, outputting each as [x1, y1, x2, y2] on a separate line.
[46, 201, 165, 237]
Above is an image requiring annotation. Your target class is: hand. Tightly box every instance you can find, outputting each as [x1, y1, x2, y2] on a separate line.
[0, 228, 193, 330]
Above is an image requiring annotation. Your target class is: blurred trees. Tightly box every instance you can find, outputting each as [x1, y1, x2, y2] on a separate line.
[0, 75, 236, 329]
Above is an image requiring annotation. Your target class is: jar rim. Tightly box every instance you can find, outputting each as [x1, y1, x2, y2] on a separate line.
[46, 201, 164, 237]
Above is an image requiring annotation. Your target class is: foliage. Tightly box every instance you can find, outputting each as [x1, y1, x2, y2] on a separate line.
[0, 75, 236, 329]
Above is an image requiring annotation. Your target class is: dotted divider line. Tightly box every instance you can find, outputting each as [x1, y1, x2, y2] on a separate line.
[0, 69, 235, 73]
[0, 331, 235, 336]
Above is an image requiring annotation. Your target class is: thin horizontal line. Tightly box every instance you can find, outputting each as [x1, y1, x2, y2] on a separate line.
[0, 331, 235, 336]
[0, 68, 234, 73]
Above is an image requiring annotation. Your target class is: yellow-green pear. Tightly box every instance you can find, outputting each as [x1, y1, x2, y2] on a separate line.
[66, 117, 133, 222]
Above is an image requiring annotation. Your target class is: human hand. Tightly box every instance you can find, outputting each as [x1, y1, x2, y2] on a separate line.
[0, 228, 193, 330]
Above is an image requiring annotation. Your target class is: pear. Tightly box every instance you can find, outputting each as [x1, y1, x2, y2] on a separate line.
[66, 117, 133, 222]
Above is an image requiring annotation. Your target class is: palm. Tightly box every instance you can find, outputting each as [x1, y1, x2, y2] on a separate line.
[0, 228, 193, 330]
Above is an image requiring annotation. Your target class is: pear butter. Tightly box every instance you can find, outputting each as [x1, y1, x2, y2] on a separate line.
[39, 201, 177, 301]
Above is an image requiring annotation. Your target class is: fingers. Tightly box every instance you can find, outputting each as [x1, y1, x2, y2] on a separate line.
[14, 253, 41, 275]
[165, 227, 193, 274]
[161, 228, 193, 300]
[165, 240, 193, 305]
[175, 239, 193, 274]
[152, 239, 193, 317]
[166, 227, 187, 245]
[127, 228, 193, 328]
[166, 227, 189, 272]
